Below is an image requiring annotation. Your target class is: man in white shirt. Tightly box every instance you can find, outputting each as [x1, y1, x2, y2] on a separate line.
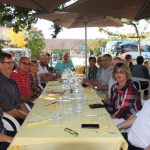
[95, 54, 112, 90]
[117, 100, 150, 150]
[38, 54, 59, 88]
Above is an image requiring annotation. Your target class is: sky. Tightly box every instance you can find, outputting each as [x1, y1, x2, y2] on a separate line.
[34, 19, 109, 39]
[35, 18, 150, 40]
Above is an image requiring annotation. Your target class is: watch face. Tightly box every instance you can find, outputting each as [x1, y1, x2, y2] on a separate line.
[94, 86, 97, 89]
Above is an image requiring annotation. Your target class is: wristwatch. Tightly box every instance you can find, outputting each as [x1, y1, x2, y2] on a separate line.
[93, 86, 97, 90]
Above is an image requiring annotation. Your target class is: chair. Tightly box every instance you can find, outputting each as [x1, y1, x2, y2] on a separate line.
[2, 113, 20, 132]
[131, 77, 150, 100]
[25, 102, 32, 111]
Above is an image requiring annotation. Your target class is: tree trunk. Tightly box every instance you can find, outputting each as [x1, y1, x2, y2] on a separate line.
[132, 23, 141, 56]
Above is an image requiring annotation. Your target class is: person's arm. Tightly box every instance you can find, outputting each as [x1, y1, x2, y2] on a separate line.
[0, 134, 13, 143]
[6, 108, 26, 120]
[145, 145, 150, 150]
[102, 94, 110, 104]
[20, 103, 29, 114]
[117, 115, 137, 130]
[97, 84, 109, 90]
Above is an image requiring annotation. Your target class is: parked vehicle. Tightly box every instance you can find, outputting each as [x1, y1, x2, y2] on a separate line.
[2, 47, 31, 61]
[104, 40, 131, 56]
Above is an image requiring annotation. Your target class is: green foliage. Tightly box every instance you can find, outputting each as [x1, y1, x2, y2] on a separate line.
[51, 23, 63, 38]
[26, 28, 45, 59]
[88, 38, 108, 56]
[99, 19, 150, 40]
[0, 4, 37, 32]
[52, 49, 69, 59]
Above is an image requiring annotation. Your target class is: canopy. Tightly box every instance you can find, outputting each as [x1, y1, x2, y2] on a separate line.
[0, 0, 69, 12]
[64, 0, 150, 20]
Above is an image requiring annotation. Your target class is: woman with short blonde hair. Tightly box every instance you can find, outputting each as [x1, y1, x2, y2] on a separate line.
[105, 62, 142, 120]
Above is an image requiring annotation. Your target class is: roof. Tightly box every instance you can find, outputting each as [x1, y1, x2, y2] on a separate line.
[44, 39, 91, 51]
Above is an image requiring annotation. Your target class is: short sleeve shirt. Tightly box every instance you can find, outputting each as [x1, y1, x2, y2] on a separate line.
[11, 69, 31, 98]
[0, 73, 24, 111]
[54, 60, 74, 74]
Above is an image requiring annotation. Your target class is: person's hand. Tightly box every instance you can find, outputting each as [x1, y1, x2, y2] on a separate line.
[0, 134, 13, 143]
[5, 136, 13, 143]
[111, 115, 117, 119]
[18, 109, 27, 116]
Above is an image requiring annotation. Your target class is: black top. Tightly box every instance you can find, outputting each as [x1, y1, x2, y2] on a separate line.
[88, 65, 98, 80]
[0, 72, 24, 112]
[132, 64, 150, 79]
[0, 108, 6, 134]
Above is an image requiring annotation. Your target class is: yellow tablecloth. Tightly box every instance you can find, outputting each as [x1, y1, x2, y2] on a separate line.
[8, 81, 128, 150]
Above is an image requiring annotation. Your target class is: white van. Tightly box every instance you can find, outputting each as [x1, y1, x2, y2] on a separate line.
[2, 48, 31, 61]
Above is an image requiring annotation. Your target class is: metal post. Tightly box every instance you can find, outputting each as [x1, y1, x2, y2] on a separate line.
[85, 23, 88, 77]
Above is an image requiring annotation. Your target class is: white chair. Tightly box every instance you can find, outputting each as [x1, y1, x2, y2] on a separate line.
[25, 103, 32, 111]
[131, 77, 150, 100]
[2, 113, 20, 132]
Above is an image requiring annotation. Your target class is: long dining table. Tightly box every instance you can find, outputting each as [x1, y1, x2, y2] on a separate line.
[8, 81, 128, 150]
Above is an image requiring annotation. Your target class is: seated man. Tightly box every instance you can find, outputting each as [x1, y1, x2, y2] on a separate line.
[117, 100, 150, 150]
[0, 52, 29, 123]
[96, 56, 103, 79]
[125, 54, 134, 72]
[82, 56, 98, 82]
[86, 54, 112, 91]
[11, 57, 34, 103]
[54, 53, 74, 74]
[38, 53, 60, 88]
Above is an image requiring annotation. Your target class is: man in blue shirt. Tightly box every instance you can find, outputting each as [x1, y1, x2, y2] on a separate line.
[54, 53, 74, 74]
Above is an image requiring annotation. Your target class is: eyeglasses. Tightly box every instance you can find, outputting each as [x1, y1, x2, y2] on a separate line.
[115, 70, 125, 74]
[21, 62, 31, 66]
[64, 128, 78, 137]
[1, 61, 14, 65]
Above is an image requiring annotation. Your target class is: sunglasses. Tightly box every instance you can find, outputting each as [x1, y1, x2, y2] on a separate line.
[64, 128, 78, 137]
[21, 61, 31, 66]
[1, 61, 14, 65]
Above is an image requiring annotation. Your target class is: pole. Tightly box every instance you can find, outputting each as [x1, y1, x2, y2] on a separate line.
[138, 37, 141, 56]
[85, 23, 88, 77]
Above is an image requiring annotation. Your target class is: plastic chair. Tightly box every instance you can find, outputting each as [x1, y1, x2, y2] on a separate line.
[131, 77, 150, 100]
[2, 113, 20, 132]
[25, 103, 32, 111]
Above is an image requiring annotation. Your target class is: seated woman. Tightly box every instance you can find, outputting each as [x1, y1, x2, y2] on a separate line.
[104, 62, 142, 120]
[0, 109, 15, 150]
[30, 60, 42, 101]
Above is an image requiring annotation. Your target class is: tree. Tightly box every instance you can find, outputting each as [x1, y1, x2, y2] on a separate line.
[99, 19, 150, 55]
[88, 38, 109, 56]
[5, 28, 27, 47]
[52, 49, 69, 59]
[26, 28, 45, 59]
[0, 4, 37, 32]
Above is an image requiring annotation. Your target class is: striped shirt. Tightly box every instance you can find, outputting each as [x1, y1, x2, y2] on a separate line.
[11, 69, 31, 99]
